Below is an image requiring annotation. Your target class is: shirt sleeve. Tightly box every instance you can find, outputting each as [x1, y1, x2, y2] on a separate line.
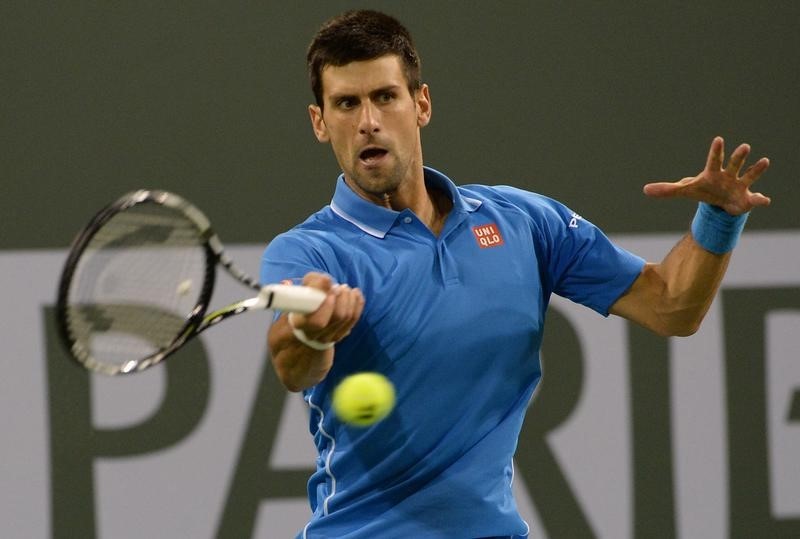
[495, 186, 646, 316]
[259, 231, 331, 284]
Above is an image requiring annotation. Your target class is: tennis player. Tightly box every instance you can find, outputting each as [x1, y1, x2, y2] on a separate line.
[261, 10, 770, 538]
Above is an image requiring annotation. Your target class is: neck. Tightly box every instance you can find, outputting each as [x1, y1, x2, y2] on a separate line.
[369, 179, 450, 236]
[347, 167, 452, 235]
[419, 183, 452, 236]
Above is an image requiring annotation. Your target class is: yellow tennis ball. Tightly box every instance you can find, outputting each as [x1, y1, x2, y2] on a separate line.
[332, 372, 396, 427]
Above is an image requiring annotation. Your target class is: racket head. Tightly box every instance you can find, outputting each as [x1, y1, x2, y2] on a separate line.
[56, 190, 217, 375]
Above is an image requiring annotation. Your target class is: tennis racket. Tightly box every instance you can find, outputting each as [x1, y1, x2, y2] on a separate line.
[56, 189, 325, 376]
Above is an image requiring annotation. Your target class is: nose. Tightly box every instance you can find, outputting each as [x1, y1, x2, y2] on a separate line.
[358, 101, 380, 135]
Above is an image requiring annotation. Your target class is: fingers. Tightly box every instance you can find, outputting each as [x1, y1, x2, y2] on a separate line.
[291, 278, 365, 344]
[642, 182, 678, 198]
[319, 284, 364, 340]
[301, 271, 334, 292]
[642, 177, 693, 198]
[725, 143, 750, 176]
[288, 272, 334, 330]
[714, 137, 769, 185]
[645, 137, 771, 211]
[740, 157, 770, 187]
[748, 191, 772, 207]
[705, 136, 725, 172]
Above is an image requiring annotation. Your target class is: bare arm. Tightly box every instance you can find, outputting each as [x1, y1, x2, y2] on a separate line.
[268, 272, 365, 392]
[610, 136, 770, 336]
[610, 236, 730, 336]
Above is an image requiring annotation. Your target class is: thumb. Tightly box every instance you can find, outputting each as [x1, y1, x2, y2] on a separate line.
[642, 182, 677, 197]
[642, 177, 693, 198]
[302, 272, 334, 292]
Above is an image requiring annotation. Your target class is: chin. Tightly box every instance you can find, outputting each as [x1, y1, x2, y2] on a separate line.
[354, 174, 401, 198]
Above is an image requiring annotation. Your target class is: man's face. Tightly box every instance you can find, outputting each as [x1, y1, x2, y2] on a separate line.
[308, 55, 431, 203]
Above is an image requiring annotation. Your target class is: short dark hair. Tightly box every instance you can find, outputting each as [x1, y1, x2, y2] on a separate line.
[307, 10, 422, 107]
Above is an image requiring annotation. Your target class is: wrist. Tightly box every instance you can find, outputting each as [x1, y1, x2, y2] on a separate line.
[690, 202, 749, 254]
[287, 313, 334, 351]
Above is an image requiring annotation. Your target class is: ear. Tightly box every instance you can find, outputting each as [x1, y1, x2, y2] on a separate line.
[416, 84, 432, 128]
[308, 104, 330, 143]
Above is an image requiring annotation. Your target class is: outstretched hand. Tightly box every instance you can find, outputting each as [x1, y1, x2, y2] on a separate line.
[643, 136, 771, 216]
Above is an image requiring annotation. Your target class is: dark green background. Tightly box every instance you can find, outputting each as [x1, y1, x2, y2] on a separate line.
[3, 1, 797, 250]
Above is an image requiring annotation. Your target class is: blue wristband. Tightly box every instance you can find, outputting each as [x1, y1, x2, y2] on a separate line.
[690, 202, 749, 254]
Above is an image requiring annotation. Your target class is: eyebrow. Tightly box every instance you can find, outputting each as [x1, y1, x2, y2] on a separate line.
[328, 84, 403, 104]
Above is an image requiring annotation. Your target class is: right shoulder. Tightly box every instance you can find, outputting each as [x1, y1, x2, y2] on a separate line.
[272, 205, 367, 245]
[261, 206, 366, 276]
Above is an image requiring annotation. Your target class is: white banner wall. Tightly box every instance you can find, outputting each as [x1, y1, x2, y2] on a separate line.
[1, 232, 798, 538]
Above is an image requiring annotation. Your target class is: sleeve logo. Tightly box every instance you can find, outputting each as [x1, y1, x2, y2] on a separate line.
[569, 212, 583, 229]
[472, 223, 505, 249]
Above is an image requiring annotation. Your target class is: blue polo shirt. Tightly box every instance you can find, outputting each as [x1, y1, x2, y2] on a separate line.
[260, 167, 644, 539]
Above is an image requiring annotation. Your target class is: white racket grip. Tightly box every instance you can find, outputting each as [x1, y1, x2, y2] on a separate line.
[260, 284, 326, 314]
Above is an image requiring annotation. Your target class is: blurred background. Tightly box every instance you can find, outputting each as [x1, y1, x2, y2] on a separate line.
[2, 1, 798, 538]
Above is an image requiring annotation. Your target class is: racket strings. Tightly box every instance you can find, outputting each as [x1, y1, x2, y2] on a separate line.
[65, 203, 210, 367]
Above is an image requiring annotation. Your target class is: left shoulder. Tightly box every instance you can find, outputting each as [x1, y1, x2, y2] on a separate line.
[460, 184, 578, 224]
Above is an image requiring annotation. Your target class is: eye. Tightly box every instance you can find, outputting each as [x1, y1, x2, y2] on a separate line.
[336, 97, 357, 110]
[377, 91, 395, 104]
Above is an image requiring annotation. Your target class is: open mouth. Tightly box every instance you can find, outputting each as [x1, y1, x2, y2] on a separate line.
[359, 147, 388, 164]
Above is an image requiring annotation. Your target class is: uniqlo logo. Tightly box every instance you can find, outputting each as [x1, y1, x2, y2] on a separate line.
[472, 223, 504, 248]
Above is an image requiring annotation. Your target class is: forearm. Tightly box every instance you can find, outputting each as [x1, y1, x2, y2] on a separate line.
[268, 314, 334, 392]
[647, 233, 731, 334]
[646, 200, 749, 333]
[611, 231, 734, 337]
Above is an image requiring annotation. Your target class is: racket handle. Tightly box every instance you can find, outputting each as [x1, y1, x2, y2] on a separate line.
[260, 284, 326, 314]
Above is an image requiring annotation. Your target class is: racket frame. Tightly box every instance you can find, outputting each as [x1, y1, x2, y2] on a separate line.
[57, 190, 249, 375]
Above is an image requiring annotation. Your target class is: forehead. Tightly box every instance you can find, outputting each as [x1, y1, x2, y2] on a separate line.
[320, 55, 407, 98]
